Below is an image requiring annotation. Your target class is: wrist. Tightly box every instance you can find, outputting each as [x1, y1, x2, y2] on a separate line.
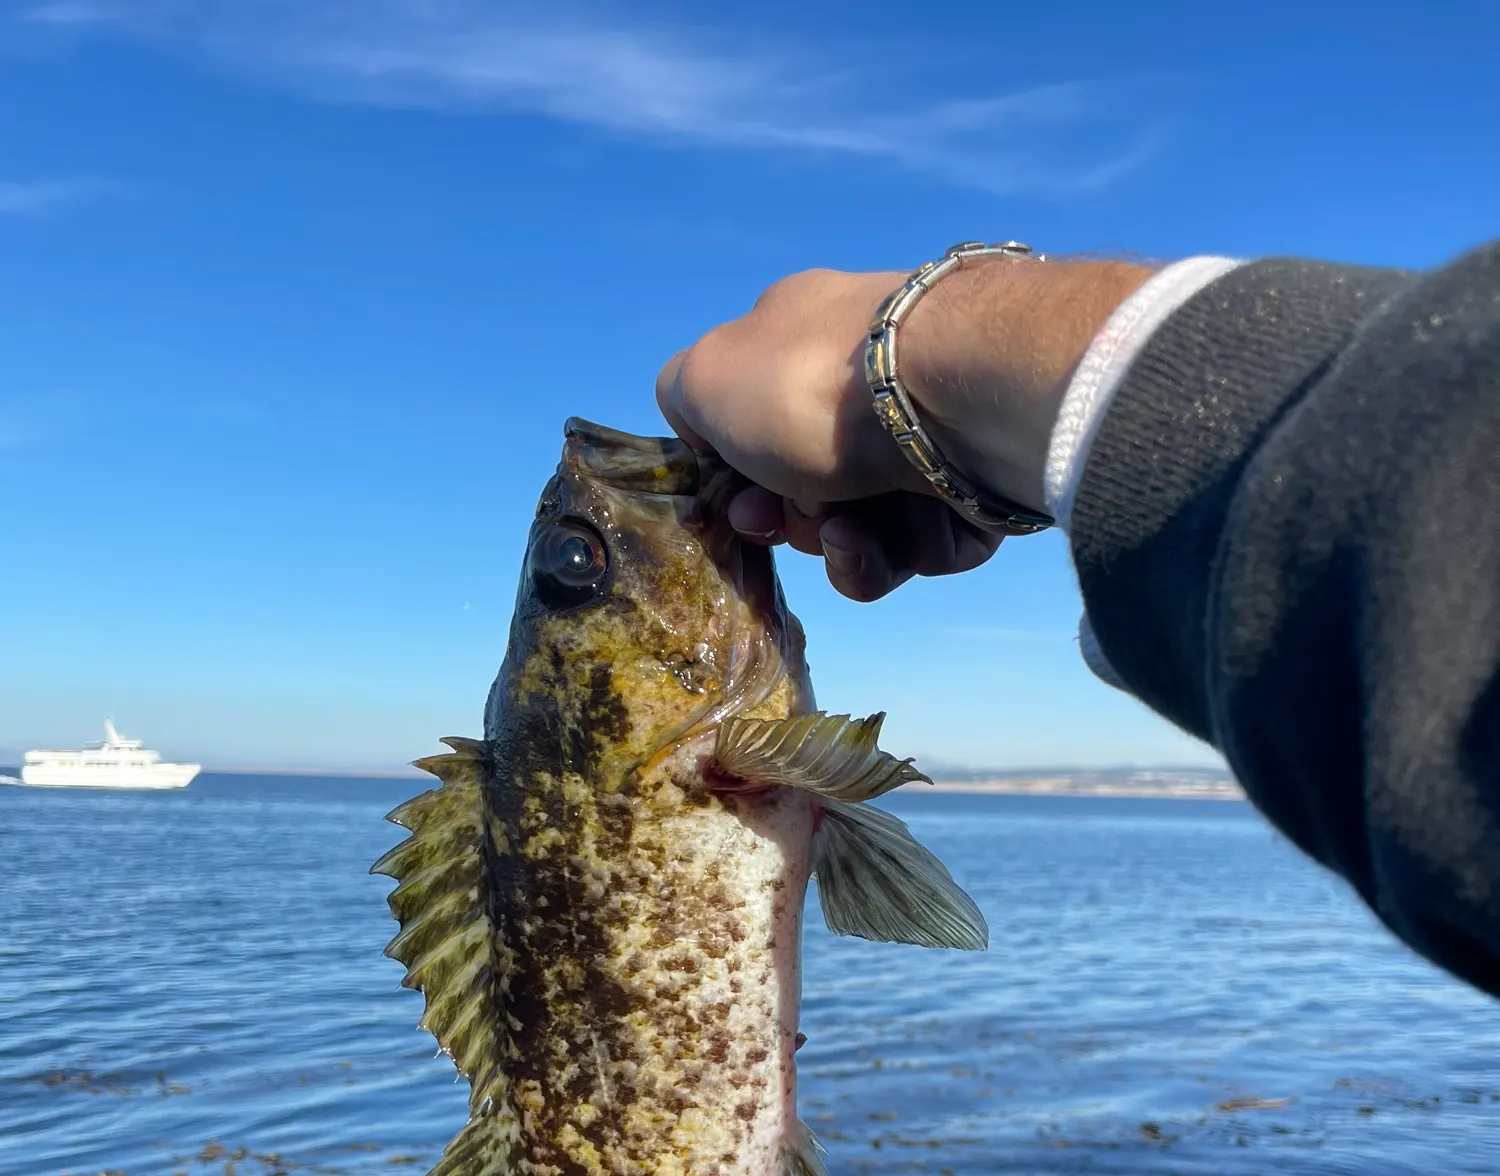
[898, 256, 1154, 513]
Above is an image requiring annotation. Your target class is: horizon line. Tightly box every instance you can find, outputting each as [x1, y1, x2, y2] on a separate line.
[0, 759, 1229, 776]
[192, 762, 1231, 780]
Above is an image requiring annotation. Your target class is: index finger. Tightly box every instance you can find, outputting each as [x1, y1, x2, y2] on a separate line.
[655, 349, 712, 453]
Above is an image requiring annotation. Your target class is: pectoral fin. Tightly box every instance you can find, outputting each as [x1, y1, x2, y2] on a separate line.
[812, 799, 989, 951]
[712, 712, 929, 801]
[779, 1120, 831, 1176]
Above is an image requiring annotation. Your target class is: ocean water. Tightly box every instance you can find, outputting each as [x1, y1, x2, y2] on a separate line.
[2, 775, 1497, 1176]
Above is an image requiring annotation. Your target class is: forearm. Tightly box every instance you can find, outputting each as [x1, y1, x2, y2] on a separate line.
[660, 224, 1500, 996]
[899, 256, 1155, 514]
[1066, 242, 1500, 995]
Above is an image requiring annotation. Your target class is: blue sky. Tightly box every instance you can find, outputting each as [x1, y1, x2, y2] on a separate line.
[1, 1, 1496, 771]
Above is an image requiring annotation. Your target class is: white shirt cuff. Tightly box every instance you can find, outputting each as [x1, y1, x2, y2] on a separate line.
[1044, 255, 1247, 686]
[1044, 255, 1245, 530]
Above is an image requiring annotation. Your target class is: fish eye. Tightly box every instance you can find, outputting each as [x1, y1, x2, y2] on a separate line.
[531, 521, 609, 606]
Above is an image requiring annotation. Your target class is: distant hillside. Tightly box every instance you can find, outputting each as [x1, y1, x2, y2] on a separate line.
[928, 763, 1231, 781]
[915, 765, 1243, 800]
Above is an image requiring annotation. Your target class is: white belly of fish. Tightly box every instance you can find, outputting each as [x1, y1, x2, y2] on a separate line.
[604, 758, 819, 1173]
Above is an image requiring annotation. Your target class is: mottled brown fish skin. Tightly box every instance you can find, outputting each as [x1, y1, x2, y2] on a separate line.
[396, 422, 819, 1174]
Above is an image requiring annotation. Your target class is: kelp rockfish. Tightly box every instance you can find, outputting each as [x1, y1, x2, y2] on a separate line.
[373, 419, 987, 1176]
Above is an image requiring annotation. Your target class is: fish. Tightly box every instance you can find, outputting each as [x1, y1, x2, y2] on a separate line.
[371, 418, 988, 1176]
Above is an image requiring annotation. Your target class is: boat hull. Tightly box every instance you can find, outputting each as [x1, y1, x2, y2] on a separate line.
[13, 764, 200, 790]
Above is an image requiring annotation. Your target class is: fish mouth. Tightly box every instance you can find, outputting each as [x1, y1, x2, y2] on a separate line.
[563, 417, 704, 497]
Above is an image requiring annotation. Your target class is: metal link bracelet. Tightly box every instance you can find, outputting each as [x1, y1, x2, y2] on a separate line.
[865, 240, 1056, 534]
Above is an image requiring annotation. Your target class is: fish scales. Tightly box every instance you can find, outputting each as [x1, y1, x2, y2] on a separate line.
[374, 419, 989, 1176]
[484, 634, 815, 1172]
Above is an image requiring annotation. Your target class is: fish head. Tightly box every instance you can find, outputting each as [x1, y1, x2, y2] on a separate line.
[485, 417, 811, 778]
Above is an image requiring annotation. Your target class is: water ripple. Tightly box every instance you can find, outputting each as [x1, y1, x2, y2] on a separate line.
[1, 778, 1496, 1175]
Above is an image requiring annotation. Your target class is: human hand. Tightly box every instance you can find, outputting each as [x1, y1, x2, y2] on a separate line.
[656, 256, 1152, 601]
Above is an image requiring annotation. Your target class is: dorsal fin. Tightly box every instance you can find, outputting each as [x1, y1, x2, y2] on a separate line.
[371, 737, 516, 1161]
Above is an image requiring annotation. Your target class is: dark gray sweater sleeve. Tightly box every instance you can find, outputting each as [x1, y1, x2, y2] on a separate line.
[1069, 242, 1500, 997]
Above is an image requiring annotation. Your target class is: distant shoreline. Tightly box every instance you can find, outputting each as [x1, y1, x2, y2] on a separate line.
[913, 780, 1245, 801]
[3, 765, 1242, 800]
[204, 766, 429, 779]
[210, 769, 1247, 802]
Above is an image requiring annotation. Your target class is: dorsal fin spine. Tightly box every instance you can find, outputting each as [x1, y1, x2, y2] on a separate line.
[371, 737, 517, 1170]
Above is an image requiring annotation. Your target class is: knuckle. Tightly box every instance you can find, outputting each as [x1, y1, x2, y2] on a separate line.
[753, 268, 834, 312]
[675, 334, 716, 395]
[665, 318, 741, 398]
[751, 279, 790, 312]
[654, 354, 684, 405]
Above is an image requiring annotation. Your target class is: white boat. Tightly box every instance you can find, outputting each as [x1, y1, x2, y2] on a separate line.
[9, 722, 200, 790]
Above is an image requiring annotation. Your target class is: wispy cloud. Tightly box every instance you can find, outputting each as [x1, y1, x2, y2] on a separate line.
[0, 178, 110, 214]
[17, 1, 1171, 194]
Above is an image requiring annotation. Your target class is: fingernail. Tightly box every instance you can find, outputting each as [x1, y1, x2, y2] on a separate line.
[823, 539, 864, 576]
[738, 527, 782, 543]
